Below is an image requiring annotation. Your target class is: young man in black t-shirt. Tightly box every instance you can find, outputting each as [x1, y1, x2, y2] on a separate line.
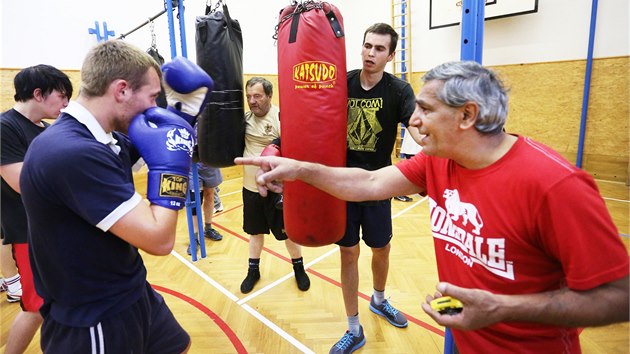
[0, 64, 73, 354]
[329, 23, 420, 354]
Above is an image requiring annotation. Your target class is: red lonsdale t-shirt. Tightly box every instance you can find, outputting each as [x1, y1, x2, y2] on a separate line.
[396, 135, 629, 354]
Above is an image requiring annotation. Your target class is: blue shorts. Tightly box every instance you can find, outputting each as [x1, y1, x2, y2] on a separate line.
[40, 282, 189, 354]
[336, 200, 392, 248]
[242, 188, 287, 241]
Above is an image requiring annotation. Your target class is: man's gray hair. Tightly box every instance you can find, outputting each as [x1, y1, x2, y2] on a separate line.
[423, 61, 509, 135]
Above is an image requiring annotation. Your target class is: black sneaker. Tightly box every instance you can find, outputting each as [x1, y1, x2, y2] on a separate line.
[204, 227, 223, 241]
[294, 267, 310, 291]
[394, 195, 413, 202]
[240, 269, 260, 294]
[329, 326, 366, 354]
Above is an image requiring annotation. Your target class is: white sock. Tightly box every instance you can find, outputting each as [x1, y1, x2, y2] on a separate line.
[373, 289, 385, 305]
[348, 314, 361, 336]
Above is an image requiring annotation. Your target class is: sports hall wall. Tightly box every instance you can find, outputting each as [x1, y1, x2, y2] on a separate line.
[1, 0, 628, 182]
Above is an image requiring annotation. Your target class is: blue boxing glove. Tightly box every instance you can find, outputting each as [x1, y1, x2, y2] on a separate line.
[162, 56, 214, 126]
[128, 107, 195, 210]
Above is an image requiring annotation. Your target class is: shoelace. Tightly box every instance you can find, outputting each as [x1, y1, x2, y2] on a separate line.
[335, 331, 355, 349]
[382, 300, 399, 316]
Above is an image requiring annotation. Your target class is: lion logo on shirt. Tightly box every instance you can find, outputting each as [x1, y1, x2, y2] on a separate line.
[443, 189, 483, 235]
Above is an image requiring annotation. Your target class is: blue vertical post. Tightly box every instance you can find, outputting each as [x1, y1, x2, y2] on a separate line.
[444, 328, 455, 354]
[165, 1, 206, 260]
[460, 0, 485, 63]
[400, 0, 408, 158]
[444, 5, 485, 353]
[576, 0, 598, 168]
[189, 163, 207, 260]
[178, 0, 188, 58]
[166, 0, 178, 59]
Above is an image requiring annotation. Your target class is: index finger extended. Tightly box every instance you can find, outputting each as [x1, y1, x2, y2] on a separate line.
[234, 157, 262, 166]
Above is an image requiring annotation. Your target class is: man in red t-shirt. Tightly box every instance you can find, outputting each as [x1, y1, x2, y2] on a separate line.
[236, 61, 629, 353]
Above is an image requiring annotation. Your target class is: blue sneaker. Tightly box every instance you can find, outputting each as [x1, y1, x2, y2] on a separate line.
[329, 325, 365, 354]
[369, 296, 408, 328]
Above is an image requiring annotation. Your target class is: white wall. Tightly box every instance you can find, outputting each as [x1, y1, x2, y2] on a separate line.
[409, 0, 629, 71]
[0, 0, 628, 73]
[0, 0, 390, 72]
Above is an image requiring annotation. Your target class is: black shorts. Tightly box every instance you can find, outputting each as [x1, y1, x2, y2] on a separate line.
[242, 188, 287, 241]
[336, 200, 392, 248]
[40, 282, 189, 354]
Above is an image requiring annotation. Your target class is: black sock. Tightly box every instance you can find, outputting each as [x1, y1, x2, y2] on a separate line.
[248, 258, 260, 271]
[292, 257, 304, 270]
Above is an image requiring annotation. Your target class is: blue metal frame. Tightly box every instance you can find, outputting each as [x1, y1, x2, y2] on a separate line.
[576, 0, 598, 168]
[164, 1, 206, 261]
[88, 21, 116, 42]
[399, 0, 409, 158]
[460, 0, 485, 63]
[442, 2, 485, 351]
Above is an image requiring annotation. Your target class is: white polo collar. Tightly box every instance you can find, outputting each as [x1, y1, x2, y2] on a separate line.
[62, 101, 121, 155]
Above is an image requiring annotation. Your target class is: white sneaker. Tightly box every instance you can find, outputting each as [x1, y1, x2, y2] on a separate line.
[7, 289, 22, 303]
[214, 202, 224, 213]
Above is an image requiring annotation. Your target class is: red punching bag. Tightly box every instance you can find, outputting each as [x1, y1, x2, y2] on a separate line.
[276, 1, 347, 246]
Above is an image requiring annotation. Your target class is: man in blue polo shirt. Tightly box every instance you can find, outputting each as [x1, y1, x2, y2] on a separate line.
[20, 40, 213, 353]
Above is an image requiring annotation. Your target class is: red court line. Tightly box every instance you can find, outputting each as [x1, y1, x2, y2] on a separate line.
[152, 284, 248, 354]
[306, 267, 445, 337]
[212, 204, 445, 337]
[213, 221, 292, 263]
[212, 204, 242, 217]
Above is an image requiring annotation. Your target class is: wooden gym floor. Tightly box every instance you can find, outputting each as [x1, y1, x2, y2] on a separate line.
[1, 166, 628, 353]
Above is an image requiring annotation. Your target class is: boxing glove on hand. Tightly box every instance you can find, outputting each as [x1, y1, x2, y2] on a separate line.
[129, 107, 195, 210]
[260, 143, 281, 157]
[260, 143, 283, 209]
[162, 56, 214, 126]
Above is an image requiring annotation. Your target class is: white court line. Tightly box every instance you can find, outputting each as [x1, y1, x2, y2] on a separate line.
[603, 197, 629, 203]
[171, 250, 240, 302]
[392, 196, 428, 219]
[237, 246, 340, 305]
[218, 189, 242, 198]
[172, 249, 313, 352]
[237, 272, 294, 305]
[242, 303, 315, 354]
[171, 196, 427, 352]
[595, 179, 628, 185]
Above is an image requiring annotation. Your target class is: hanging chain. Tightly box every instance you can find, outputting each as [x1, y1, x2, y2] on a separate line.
[207, 0, 223, 14]
[273, 1, 326, 40]
[149, 18, 157, 49]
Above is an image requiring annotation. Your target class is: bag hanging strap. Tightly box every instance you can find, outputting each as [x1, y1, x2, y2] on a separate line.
[279, 1, 344, 43]
[325, 8, 344, 38]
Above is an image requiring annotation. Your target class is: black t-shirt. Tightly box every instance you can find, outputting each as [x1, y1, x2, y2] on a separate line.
[346, 69, 416, 171]
[0, 108, 49, 244]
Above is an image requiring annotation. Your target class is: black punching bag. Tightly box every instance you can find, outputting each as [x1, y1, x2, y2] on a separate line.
[195, 4, 245, 167]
